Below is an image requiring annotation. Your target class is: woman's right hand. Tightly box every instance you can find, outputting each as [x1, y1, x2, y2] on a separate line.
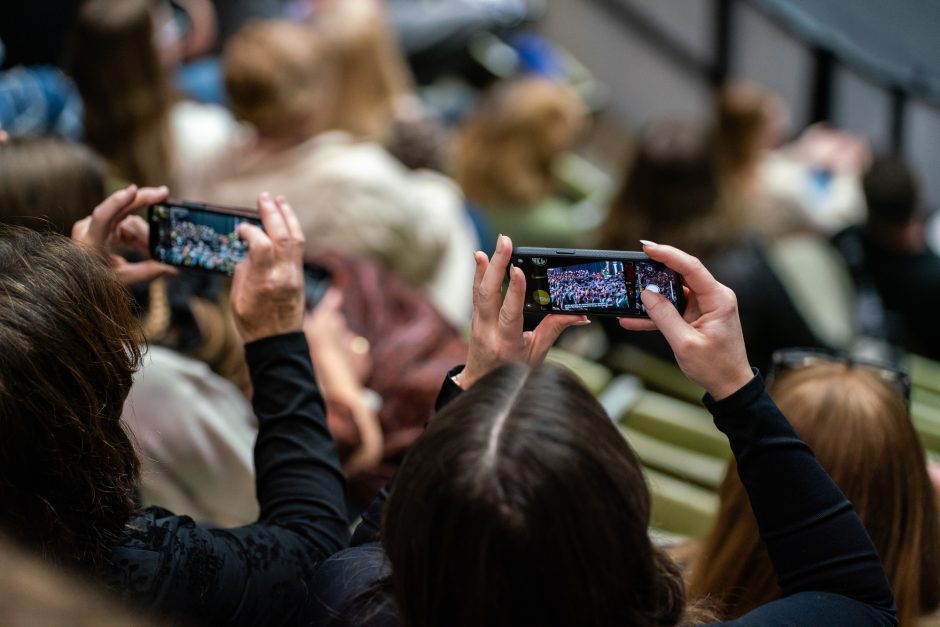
[618, 242, 753, 400]
[231, 193, 307, 343]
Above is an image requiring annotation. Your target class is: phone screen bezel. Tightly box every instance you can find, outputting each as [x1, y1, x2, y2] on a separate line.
[511, 247, 687, 318]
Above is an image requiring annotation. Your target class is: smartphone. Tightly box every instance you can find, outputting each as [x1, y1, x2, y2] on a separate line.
[148, 201, 262, 276]
[512, 247, 686, 318]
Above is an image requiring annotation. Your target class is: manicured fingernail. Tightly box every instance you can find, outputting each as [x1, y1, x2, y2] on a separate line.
[639, 239, 657, 247]
[644, 284, 661, 294]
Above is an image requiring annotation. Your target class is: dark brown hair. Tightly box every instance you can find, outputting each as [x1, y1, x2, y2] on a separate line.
[0, 137, 106, 234]
[0, 226, 143, 569]
[382, 362, 688, 627]
[70, 0, 174, 187]
[598, 118, 746, 257]
[688, 363, 940, 626]
[862, 154, 922, 227]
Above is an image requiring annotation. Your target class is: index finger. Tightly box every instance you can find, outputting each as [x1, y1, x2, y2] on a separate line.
[642, 243, 720, 297]
[88, 185, 138, 244]
[477, 235, 512, 318]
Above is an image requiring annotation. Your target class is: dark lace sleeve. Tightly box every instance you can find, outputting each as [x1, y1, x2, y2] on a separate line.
[106, 332, 349, 625]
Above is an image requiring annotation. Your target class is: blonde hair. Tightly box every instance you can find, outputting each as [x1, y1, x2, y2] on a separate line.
[223, 21, 333, 139]
[454, 78, 585, 207]
[688, 363, 940, 626]
[71, 0, 174, 187]
[316, 0, 412, 140]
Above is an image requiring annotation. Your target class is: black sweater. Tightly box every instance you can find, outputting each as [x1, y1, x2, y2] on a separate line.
[103, 332, 349, 625]
[309, 372, 897, 626]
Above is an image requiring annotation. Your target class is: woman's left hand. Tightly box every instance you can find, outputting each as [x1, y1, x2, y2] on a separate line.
[457, 234, 589, 389]
[72, 184, 178, 286]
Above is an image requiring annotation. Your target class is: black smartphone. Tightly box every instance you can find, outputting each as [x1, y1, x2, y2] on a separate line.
[512, 247, 686, 318]
[148, 201, 262, 276]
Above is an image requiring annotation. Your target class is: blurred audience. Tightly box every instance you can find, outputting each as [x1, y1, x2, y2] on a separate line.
[455, 77, 600, 248]
[0, 136, 105, 233]
[598, 118, 824, 371]
[70, 0, 240, 191]
[204, 20, 477, 325]
[833, 154, 940, 359]
[716, 81, 869, 238]
[687, 356, 940, 626]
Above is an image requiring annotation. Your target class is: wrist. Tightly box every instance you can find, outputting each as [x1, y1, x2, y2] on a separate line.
[706, 368, 757, 401]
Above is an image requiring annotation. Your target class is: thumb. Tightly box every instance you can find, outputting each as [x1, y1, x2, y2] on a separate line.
[527, 314, 590, 363]
[640, 288, 693, 349]
[116, 260, 178, 287]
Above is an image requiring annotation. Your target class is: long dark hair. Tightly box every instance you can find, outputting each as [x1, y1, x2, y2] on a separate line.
[70, 0, 174, 187]
[0, 226, 143, 569]
[381, 362, 687, 627]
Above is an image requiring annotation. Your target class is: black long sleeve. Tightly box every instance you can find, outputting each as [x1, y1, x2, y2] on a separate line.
[105, 332, 349, 625]
[707, 374, 896, 626]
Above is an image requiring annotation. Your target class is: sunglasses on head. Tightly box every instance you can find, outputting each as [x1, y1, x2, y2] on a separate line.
[766, 347, 912, 405]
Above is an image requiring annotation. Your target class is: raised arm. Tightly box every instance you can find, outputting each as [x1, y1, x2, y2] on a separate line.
[104, 194, 348, 625]
[620, 242, 895, 624]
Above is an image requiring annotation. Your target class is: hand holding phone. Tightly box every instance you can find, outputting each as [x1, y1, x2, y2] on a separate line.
[458, 235, 590, 389]
[511, 247, 686, 318]
[72, 184, 178, 286]
[618, 242, 752, 400]
[229, 193, 306, 343]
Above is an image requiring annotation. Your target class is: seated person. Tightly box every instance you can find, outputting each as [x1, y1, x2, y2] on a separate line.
[454, 77, 601, 249]
[308, 235, 898, 626]
[686, 350, 940, 626]
[0, 191, 348, 624]
[832, 154, 940, 360]
[597, 118, 825, 371]
[0, 136, 105, 233]
[200, 20, 477, 327]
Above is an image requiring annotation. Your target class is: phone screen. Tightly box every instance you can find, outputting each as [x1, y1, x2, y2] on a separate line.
[514, 250, 684, 317]
[149, 203, 261, 275]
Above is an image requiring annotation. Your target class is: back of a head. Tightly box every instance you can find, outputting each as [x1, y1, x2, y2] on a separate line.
[316, 0, 412, 139]
[0, 137, 106, 234]
[714, 81, 788, 177]
[690, 363, 940, 625]
[382, 362, 685, 627]
[71, 0, 173, 186]
[863, 154, 921, 228]
[600, 118, 737, 255]
[455, 78, 585, 207]
[0, 226, 143, 570]
[224, 20, 332, 140]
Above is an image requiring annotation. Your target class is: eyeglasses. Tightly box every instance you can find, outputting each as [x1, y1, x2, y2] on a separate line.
[767, 347, 912, 405]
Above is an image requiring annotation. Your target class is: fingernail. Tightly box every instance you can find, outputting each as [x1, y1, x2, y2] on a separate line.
[639, 239, 657, 247]
[573, 319, 591, 325]
[260, 191, 271, 200]
[643, 284, 661, 294]
[159, 185, 169, 193]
